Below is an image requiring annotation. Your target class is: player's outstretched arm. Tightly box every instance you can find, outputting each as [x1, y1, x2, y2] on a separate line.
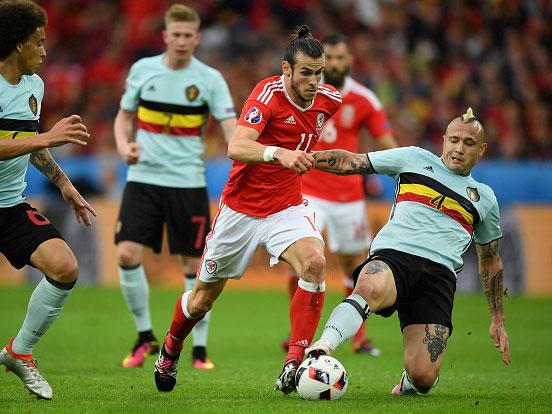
[312, 150, 375, 175]
[227, 125, 314, 174]
[476, 240, 511, 365]
[0, 115, 89, 161]
[30, 149, 96, 227]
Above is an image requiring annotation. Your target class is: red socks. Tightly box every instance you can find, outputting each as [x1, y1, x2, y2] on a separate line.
[286, 286, 325, 364]
[165, 293, 203, 356]
[288, 273, 299, 301]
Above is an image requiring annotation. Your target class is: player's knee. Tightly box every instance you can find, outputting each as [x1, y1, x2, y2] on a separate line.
[50, 254, 79, 283]
[354, 276, 385, 308]
[301, 252, 326, 283]
[117, 248, 140, 268]
[408, 369, 439, 394]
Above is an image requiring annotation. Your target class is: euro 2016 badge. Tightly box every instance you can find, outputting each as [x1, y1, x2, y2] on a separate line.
[316, 112, 325, 131]
[186, 85, 199, 102]
[244, 106, 262, 124]
[28, 94, 38, 115]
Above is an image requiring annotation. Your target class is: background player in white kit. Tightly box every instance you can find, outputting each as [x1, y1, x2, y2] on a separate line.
[114, 3, 236, 370]
[285, 33, 398, 355]
[153, 25, 341, 396]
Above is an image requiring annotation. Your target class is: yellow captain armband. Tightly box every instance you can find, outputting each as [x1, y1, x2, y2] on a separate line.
[462, 107, 475, 123]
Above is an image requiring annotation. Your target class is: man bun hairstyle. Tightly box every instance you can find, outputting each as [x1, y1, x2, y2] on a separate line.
[0, 0, 47, 60]
[283, 25, 324, 67]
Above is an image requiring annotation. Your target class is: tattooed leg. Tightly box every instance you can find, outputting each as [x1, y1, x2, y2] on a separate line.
[401, 324, 449, 394]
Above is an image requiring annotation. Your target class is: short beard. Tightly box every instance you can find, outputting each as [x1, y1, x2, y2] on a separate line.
[323, 68, 348, 89]
[291, 77, 312, 103]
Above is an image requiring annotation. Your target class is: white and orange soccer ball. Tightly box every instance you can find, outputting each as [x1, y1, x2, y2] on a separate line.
[295, 355, 348, 400]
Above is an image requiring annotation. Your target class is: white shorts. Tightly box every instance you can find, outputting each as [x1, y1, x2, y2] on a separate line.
[305, 195, 371, 255]
[198, 202, 323, 283]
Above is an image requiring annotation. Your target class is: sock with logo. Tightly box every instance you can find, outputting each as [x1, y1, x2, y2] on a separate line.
[11, 276, 74, 355]
[320, 293, 371, 351]
[286, 279, 325, 364]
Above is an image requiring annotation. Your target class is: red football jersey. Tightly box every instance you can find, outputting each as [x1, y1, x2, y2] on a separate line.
[302, 76, 392, 202]
[222, 75, 341, 217]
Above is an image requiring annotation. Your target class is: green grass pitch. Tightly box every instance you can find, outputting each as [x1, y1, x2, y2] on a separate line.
[0, 285, 550, 413]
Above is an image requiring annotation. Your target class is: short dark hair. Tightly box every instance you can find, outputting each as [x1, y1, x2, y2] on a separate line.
[0, 0, 47, 60]
[283, 25, 324, 68]
[322, 33, 350, 49]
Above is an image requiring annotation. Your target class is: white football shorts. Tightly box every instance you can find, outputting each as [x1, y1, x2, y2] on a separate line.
[305, 195, 371, 255]
[198, 202, 323, 283]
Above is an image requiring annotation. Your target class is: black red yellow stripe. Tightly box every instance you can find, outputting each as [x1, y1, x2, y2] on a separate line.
[136, 99, 208, 137]
[397, 172, 479, 234]
[0, 118, 39, 140]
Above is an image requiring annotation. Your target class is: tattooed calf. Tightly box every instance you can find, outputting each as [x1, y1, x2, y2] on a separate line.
[423, 324, 448, 363]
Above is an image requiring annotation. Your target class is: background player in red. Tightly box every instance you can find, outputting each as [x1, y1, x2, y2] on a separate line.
[285, 33, 398, 355]
[153, 25, 341, 396]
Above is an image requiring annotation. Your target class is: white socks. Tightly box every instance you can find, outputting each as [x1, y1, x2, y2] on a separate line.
[119, 265, 151, 332]
[319, 294, 371, 351]
[12, 277, 73, 354]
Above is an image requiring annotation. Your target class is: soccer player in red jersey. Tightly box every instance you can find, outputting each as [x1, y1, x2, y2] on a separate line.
[153, 25, 341, 395]
[285, 33, 398, 355]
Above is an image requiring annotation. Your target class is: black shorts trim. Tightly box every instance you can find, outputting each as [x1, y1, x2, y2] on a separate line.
[0, 203, 63, 269]
[353, 248, 457, 335]
[115, 182, 210, 255]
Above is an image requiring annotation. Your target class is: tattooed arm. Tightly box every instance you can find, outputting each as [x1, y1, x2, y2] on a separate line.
[30, 149, 96, 226]
[312, 150, 375, 175]
[476, 240, 511, 364]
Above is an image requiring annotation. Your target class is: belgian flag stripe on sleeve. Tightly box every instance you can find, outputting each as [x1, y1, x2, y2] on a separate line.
[397, 172, 479, 235]
[0, 118, 39, 132]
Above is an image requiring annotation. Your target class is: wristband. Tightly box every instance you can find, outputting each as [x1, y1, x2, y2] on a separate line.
[263, 146, 279, 162]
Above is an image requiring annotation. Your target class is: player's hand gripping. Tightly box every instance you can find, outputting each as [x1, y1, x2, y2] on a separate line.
[58, 181, 97, 227]
[43, 115, 90, 147]
[275, 148, 314, 174]
[118, 142, 140, 165]
[489, 317, 511, 365]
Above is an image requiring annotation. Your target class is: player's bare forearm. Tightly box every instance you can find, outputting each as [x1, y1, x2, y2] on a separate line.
[0, 135, 47, 160]
[30, 148, 68, 187]
[313, 150, 375, 175]
[476, 240, 505, 318]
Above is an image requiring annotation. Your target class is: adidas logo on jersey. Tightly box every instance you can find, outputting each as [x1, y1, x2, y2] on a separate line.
[423, 165, 434, 173]
[147, 84, 156, 92]
[284, 115, 296, 125]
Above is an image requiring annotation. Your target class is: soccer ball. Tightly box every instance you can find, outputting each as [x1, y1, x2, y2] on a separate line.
[295, 355, 348, 400]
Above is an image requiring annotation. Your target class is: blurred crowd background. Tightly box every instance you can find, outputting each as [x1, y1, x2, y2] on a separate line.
[38, 0, 551, 161]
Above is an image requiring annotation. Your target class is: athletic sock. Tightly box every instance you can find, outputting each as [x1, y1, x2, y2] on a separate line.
[286, 279, 325, 364]
[287, 271, 300, 301]
[320, 293, 371, 351]
[11, 276, 75, 355]
[119, 264, 152, 332]
[185, 273, 211, 348]
[401, 370, 439, 394]
[138, 330, 156, 344]
[344, 284, 367, 343]
[192, 346, 207, 360]
[165, 291, 204, 356]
